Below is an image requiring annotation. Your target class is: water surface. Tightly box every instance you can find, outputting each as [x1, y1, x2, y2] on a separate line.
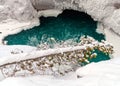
[4, 10, 109, 62]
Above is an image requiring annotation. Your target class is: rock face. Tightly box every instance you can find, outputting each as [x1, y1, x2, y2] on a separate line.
[0, 0, 37, 22]
[30, 0, 55, 10]
[0, 0, 120, 34]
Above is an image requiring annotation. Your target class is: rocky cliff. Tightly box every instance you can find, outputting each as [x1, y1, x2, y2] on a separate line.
[0, 0, 120, 35]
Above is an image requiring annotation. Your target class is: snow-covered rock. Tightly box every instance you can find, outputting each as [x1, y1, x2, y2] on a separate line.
[0, 0, 120, 52]
[1, 57, 120, 86]
[0, 45, 36, 57]
[0, 0, 120, 86]
[0, 0, 120, 34]
[0, 0, 37, 21]
[76, 60, 120, 77]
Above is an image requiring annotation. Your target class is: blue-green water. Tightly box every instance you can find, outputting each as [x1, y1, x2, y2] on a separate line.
[4, 10, 105, 46]
[4, 10, 110, 62]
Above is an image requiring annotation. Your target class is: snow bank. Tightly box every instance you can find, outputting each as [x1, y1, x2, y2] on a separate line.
[105, 29, 120, 57]
[76, 60, 120, 77]
[0, 45, 36, 57]
[0, 19, 39, 44]
[0, 1, 119, 85]
[0, 57, 120, 86]
[0, 30, 119, 86]
[0, 40, 112, 67]
[0, 71, 4, 81]
[0, 45, 86, 66]
[38, 9, 62, 17]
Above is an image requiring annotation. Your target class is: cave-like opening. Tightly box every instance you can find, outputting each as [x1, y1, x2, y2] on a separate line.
[4, 9, 109, 62]
[4, 10, 105, 46]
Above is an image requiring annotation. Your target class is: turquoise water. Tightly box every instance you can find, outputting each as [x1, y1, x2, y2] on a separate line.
[4, 10, 110, 62]
[4, 10, 105, 46]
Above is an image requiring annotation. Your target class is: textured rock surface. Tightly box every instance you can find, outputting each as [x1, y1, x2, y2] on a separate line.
[0, 0, 37, 22]
[0, 0, 120, 35]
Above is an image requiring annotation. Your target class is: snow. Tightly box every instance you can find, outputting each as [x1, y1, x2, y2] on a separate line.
[0, 28, 119, 86]
[0, 0, 120, 85]
[0, 70, 4, 80]
[76, 60, 120, 77]
[0, 9, 62, 45]
[0, 40, 111, 67]
[0, 57, 120, 86]
[0, 45, 36, 57]
[96, 22, 105, 34]
[0, 19, 39, 44]
[38, 9, 62, 17]
[0, 44, 92, 66]
[0, 45, 37, 66]
[105, 29, 120, 57]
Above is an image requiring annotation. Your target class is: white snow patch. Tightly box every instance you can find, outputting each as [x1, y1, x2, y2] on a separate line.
[0, 19, 39, 45]
[0, 20, 119, 86]
[105, 29, 120, 57]
[1, 57, 120, 86]
[0, 45, 90, 66]
[38, 9, 62, 17]
[0, 45, 36, 58]
[96, 22, 105, 34]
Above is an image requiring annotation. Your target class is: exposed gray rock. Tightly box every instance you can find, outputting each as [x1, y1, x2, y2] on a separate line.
[0, 0, 37, 22]
[0, 0, 120, 35]
[30, 0, 55, 10]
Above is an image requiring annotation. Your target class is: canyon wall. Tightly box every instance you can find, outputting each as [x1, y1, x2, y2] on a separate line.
[0, 0, 120, 35]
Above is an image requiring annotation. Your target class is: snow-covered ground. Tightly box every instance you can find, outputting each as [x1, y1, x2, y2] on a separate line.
[105, 29, 120, 57]
[0, 0, 120, 85]
[0, 9, 62, 45]
[0, 45, 36, 57]
[0, 29, 119, 86]
[0, 19, 39, 44]
[0, 58, 120, 86]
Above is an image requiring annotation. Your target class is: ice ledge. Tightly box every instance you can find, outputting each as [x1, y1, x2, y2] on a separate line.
[38, 9, 63, 17]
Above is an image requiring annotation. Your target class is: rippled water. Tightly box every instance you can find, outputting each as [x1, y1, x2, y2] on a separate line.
[4, 10, 110, 62]
[4, 10, 104, 46]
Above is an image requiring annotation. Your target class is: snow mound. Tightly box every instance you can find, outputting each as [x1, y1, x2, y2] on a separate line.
[0, 57, 120, 86]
